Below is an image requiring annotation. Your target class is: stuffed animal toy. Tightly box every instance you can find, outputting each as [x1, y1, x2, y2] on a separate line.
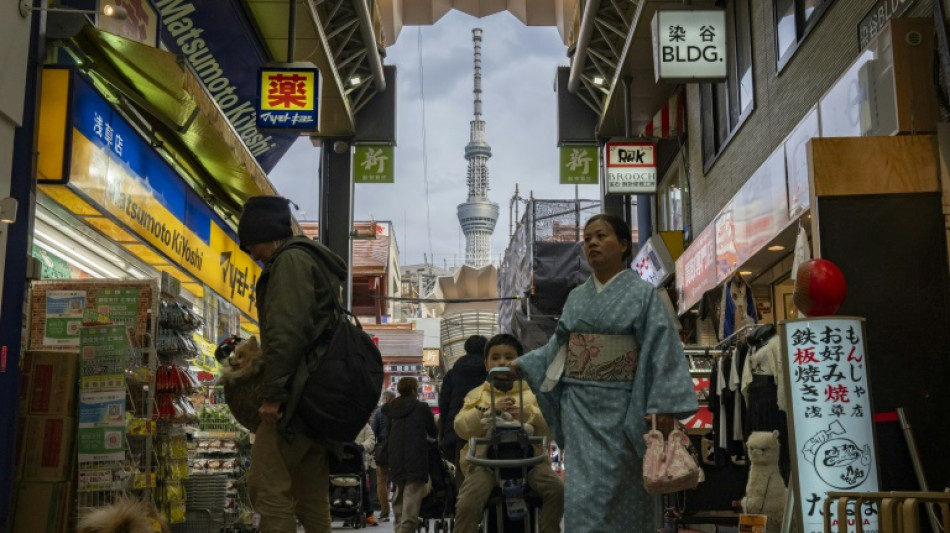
[217, 336, 263, 386]
[76, 495, 169, 533]
[741, 430, 787, 533]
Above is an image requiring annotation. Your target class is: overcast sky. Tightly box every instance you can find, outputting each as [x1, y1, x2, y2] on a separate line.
[269, 9, 600, 266]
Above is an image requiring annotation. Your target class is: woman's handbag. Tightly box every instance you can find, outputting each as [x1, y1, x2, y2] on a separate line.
[642, 415, 702, 495]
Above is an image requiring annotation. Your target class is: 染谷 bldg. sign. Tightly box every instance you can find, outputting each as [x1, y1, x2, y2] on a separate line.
[651, 10, 728, 82]
[781, 317, 880, 533]
[605, 141, 657, 194]
[257, 65, 320, 130]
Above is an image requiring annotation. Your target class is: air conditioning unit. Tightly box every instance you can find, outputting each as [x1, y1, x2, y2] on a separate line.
[862, 18, 938, 136]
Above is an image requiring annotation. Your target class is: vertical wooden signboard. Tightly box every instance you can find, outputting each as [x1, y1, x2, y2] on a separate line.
[780, 317, 880, 532]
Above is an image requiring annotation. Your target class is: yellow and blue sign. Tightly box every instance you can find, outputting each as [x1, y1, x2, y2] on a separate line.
[38, 69, 262, 319]
[257, 66, 319, 130]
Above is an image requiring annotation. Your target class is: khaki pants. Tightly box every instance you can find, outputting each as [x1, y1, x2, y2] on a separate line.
[454, 464, 564, 533]
[392, 480, 429, 533]
[376, 464, 390, 516]
[247, 421, 331, 532]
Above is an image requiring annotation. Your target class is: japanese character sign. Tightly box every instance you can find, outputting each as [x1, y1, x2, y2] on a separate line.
[257, 66, 320, 130]
[605, 141, 657, 194]
[559, 146, 598, 184]
[354, 145, 395, 183]
[783, 317, 879, 533]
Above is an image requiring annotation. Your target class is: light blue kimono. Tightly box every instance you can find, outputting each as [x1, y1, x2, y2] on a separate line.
[518, 270, 698, 532]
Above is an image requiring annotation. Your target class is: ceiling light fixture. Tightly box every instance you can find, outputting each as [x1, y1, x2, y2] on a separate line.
[19, 1, 128, 20]
[739, 270, 753, 276]
[767, 245, 785, 251]
[592, 76, 605, 86]
[0, 197, 18, 224]
[350, 76, 361, 86]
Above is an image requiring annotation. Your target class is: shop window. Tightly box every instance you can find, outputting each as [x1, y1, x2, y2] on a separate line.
[773, 0, 834, 70]
[700, 0, 754, 169]
[657, 162, 691, 237]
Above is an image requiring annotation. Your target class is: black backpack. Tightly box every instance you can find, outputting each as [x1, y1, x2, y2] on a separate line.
[291, 244, 385, 442]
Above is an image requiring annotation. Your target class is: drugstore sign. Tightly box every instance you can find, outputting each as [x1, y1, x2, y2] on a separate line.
[42, 71, 261, 318]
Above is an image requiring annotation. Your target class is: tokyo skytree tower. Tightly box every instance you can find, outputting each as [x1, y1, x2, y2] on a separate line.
[457, 28, 499, 267]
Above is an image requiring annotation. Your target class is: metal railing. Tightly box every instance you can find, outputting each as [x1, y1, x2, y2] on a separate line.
[823, 491, 950, 533]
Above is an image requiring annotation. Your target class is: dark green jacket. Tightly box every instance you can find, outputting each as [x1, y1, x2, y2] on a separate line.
[255, 236, 347, 435]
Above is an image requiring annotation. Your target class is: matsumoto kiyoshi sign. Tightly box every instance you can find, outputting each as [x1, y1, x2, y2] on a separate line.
[152, 0, 297, 172]
[605, 141, 657, 194]
[652, 10, 728, 82]
[66, 74, 261, 318]
[257, 65, 320, 130]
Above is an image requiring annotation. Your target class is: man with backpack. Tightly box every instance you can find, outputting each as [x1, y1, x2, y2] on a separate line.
[370, 390, 396, 522]
[238, 195, 348, 533]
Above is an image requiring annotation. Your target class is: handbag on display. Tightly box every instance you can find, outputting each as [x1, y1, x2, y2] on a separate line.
[643, 415, 702, 495]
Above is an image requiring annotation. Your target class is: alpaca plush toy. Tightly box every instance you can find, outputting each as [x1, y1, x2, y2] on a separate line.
[741, 431, 787, 533]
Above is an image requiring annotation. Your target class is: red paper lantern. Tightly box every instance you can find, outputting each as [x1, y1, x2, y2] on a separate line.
[793, 259, 847, 316]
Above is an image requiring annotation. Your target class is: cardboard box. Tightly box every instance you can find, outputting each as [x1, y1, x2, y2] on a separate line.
[19, 416, 75, 482]
[23, 351, 79, 417]
[12, 481, 74, 533]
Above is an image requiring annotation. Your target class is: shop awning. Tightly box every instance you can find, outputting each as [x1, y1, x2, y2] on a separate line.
[641, 89, 685, 139]
[67, 25, 280, 217]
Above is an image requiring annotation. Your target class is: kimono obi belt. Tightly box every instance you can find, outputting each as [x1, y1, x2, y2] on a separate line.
[565, 333, 639, 382]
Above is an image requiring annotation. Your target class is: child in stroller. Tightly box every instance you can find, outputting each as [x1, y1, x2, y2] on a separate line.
[416, 440, 458, 532]
[330, 436, 376, 529]
[454, 334, 564, 533]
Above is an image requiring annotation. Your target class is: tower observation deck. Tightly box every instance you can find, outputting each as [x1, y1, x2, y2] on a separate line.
[457, 28, 499, 267]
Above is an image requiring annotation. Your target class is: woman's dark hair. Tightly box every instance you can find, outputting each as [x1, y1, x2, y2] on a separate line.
[484, 333, 524, 358]
[464, 335, 488, 357]
[585, 213, 634, 266]
[397, 377, 418, 397]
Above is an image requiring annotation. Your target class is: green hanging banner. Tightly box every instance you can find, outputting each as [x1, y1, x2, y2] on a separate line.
[354, 145, 395, 183]
[559, 145, 599, 184]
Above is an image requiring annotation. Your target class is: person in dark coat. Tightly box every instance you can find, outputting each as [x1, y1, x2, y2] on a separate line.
[437, 335, 487, 479]
[370, 390, 396, 521]
[384, 377, 437, 533]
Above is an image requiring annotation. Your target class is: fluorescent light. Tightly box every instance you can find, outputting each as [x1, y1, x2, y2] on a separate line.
[592, 76, 605, 86]
[739, 270, 753, 276]
[767, 245, 785, 251]
[34, 228, 127, 278]
[350, 76, 361, 86]
[34, 238, 107, 278]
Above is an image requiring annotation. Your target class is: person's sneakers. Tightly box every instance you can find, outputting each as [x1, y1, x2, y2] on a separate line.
[366, 515, 378, 526]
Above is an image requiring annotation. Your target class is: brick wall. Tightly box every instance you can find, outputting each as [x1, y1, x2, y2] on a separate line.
[686, 0, 936, 236]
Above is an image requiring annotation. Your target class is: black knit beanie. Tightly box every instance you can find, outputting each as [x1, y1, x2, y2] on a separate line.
[238, 196, 293, 252]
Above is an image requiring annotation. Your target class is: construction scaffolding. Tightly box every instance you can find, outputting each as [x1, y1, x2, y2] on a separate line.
[498, 199, 599, 350]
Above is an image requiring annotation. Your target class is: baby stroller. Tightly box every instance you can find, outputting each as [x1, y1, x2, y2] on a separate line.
[466, 367, 548, 533]
[417, 440, 458, 532]
[329, 442, 368, 529]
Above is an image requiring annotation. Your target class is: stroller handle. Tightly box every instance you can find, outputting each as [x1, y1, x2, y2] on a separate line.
[465, 436, 549, 469]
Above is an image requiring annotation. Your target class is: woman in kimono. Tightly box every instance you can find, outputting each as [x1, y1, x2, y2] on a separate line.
[511, 214, 697, 532]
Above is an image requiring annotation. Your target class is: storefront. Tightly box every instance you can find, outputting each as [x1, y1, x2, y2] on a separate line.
[13, 33, 274, 528]
[671, 14, 950, 530]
